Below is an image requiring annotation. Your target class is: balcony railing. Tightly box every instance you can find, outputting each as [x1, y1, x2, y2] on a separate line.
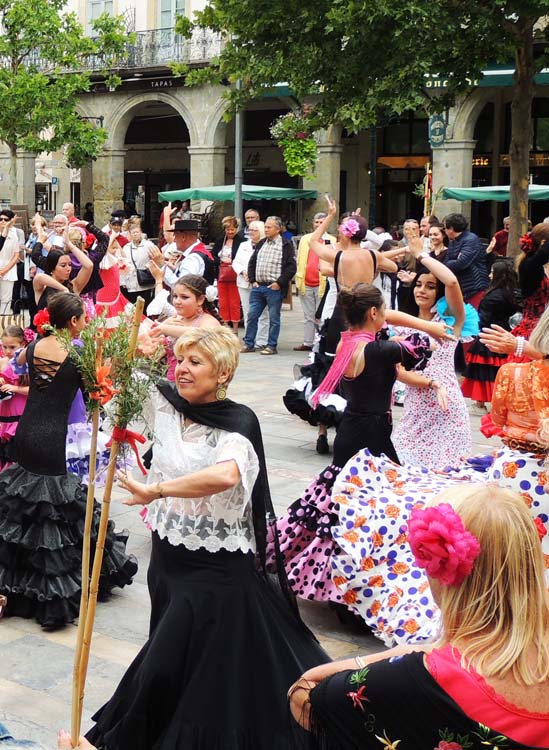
[17, 27, 224, 73]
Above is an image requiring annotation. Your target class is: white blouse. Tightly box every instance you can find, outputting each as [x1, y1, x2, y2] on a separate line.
[143, 390, 259, 554]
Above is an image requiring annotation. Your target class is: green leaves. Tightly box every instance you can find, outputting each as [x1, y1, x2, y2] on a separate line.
[186, 0, 547, 133]
[0, 0, 129, 196]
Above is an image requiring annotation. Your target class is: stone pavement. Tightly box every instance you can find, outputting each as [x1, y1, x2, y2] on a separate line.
[0, 300, 498, 748]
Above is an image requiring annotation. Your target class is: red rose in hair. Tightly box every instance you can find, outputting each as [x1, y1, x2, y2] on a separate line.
[33, 309, 51, 336]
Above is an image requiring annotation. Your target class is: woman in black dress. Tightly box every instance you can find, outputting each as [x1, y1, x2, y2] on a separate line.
[86, 327, 329, 750]
[0, 293, 136, 630]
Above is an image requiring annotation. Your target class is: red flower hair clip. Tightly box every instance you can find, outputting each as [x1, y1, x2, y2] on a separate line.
[408, 503, 481, 586]
[33, 309, 51, 337]
[533, 516, 547, 542]
[519, 232, 535, 255]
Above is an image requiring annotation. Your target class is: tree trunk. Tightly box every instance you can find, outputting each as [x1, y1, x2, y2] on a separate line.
[8, 143, 17, 206]
[508, 21, 535, 256]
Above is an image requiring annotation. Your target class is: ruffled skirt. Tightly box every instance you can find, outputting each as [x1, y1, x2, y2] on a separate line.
[461, 337, 508, 403]
[0, 463, 137, 629]
[273, 465, 344, 604]
[87, 534, 329, 750]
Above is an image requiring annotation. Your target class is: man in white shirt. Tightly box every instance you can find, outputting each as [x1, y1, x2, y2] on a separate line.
[161, 220, 215, 286]
[0, 210, 22, 318]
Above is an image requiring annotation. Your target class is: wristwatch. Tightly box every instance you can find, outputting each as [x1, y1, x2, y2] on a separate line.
[418, 251, 430, 261]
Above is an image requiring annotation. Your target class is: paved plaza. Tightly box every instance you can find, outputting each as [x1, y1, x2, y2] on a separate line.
[0, 302, 497, 748]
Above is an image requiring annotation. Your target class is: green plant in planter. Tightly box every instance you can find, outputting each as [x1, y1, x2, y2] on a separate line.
[270, 111, 318, 179]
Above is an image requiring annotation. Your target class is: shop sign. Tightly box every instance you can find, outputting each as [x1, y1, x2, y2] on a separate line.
[472, 156, 491, 167]
[428, 115, 447, 148]
[500, 153, 549, 167]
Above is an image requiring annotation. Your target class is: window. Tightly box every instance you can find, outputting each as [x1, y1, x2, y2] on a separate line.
[89, 0, 113, 24]
[160, 0, 186, 29]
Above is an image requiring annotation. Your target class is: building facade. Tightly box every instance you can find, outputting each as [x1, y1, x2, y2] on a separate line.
[1, 1, 548, 237]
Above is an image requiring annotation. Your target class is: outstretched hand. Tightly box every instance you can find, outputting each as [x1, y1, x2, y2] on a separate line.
[324, 194, 337, 218]
[116, 470, 155, 506]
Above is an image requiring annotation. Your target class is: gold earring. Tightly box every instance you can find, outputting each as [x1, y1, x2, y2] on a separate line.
[216, 383, 227, 400]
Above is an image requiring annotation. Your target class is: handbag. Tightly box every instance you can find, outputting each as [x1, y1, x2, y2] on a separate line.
[218, 261, 237, 283]
[130, 244, 155, 288]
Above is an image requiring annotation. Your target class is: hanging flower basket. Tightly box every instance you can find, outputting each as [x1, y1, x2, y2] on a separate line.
[270, 111, 318, 180]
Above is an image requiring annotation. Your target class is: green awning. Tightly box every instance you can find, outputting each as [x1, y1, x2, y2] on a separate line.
[158, 184, 318, 201]
[442, 184, 549, 202]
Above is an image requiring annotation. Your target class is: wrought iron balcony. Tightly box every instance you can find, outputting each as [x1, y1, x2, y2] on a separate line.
[19, 27, 224, 73]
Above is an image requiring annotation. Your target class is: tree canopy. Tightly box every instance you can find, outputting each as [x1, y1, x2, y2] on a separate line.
[181, 0, 549, 248]
[0, 0, 130, 198]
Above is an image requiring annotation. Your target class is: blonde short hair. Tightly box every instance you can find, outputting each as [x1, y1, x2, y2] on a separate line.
[173, 327, 240, 384]
[67, 227, 84, 248]
[248, 220, 265, 239]
[429, 484, 549, 685]
[222, 215, 240, 230]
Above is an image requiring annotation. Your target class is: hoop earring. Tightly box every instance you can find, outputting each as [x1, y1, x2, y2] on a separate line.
[216, 383, 227, 401]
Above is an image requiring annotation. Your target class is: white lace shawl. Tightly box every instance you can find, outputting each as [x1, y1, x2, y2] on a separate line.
[143, 390, 259, 553]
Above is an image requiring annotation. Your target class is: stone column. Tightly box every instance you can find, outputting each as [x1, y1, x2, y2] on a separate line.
[188, 146, 227, 188]
[15, 151, 36, 212]
[92, 148, 126, 229]
[303, 127, 343, 233]
[80, 163, 94, 217]
[432, 139, 476, 221]
[51, 162, 71, 213]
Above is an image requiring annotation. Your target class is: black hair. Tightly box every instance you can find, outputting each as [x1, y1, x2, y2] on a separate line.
[47, 293, 85, 331]
[341, 214, 369, 243]
[487, 259, 519, 306]
[380, 239, 399, 252]
[0, 209, 14, 220]
[338, 282, 384, 327]
[110, 209, 126, 220]
[44, 250, 74, 294]
[1, 325, 25, 341]
[173, 275, 224, 324]
[407, 264, 446, 317]
[444, 213, 468, 233]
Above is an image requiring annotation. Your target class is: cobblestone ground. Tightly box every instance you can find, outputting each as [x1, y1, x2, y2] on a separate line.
[0, 301, 497, 748]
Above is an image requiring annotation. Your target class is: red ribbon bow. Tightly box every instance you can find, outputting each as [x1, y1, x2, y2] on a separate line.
[107, 426, 148, 475]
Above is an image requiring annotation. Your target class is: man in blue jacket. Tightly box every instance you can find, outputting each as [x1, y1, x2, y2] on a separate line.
[443, 213, 489, 308]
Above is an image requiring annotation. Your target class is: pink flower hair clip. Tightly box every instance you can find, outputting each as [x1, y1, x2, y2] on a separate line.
[339, 218, 360, 239]
[408, 503, 481, 586]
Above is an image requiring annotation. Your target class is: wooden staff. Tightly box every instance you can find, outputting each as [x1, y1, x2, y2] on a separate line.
[71, 335, 104, 745]
[72, 298, 144, 746]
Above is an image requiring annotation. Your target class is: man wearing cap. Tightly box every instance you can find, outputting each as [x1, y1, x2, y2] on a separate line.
[161, 219, 216, 285]
[242, 215, 296, 355]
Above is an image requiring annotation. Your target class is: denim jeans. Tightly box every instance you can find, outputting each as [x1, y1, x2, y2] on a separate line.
[0, 723, 38, 747]
[244, 286, 283, 349]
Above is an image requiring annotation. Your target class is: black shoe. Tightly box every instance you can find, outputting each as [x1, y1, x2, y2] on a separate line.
[316, 434, 329, 454]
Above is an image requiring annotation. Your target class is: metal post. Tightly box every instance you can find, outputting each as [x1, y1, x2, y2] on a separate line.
[234, 78, 243, 224]
[368, 126, 377, 228]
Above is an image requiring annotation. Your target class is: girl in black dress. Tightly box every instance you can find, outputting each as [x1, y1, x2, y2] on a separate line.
[461, 259, 520, 410]
[274, 284, 431, 604]
[0, 293, 136, 630]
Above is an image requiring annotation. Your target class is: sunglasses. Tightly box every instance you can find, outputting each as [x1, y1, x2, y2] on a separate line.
[0, 217, 8, 222]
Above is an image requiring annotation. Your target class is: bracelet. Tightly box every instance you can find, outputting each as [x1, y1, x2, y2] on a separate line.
[515, 336, 525, 358]
[355, 655, 366, 668]
[156, 482, 165, 499]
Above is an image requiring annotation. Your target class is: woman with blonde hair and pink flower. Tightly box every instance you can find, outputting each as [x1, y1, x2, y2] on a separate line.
[289, 483, 549, 749]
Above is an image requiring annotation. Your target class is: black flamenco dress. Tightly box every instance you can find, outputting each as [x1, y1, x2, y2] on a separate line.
[86, 384, 329, 750]
[284, 250, 378, 430]
[0, 340, 137, 629]
[274, 338, 430, 606]
[461, 288, 520, 402]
